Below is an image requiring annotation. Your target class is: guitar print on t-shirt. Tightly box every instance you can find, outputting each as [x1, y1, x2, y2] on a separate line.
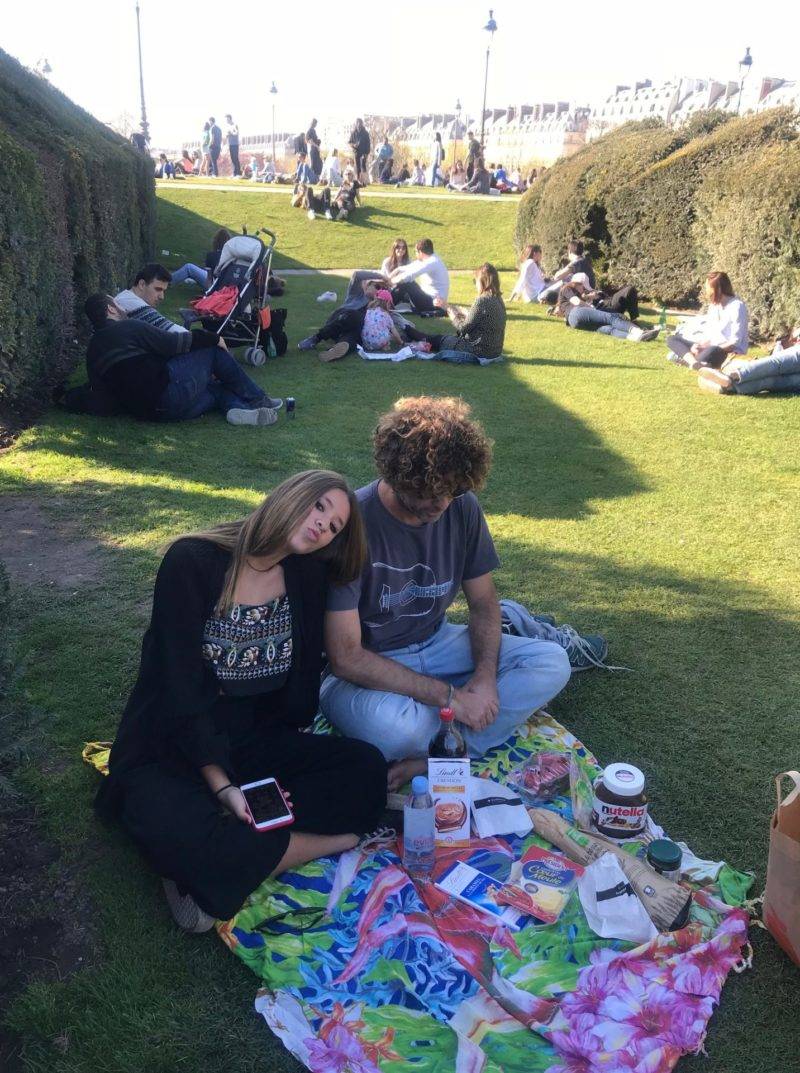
[362, 562, 454, 627]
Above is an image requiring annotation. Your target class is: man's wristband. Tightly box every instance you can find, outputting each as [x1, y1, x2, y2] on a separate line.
[444, 682, 455, 708]
[214, 783, 236, 797]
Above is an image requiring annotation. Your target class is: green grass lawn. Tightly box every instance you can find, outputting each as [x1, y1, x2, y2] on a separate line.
[156, 184, 519, 272]
[1, 186, 799, 1072]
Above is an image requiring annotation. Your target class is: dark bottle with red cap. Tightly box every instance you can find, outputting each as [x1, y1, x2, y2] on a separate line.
[428, 707, 467, 758]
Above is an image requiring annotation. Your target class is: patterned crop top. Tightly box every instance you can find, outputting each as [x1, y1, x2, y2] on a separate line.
[202, 596, 293, 696]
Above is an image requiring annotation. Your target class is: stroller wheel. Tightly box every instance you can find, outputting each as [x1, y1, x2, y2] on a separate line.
[245, 346, 267, 367]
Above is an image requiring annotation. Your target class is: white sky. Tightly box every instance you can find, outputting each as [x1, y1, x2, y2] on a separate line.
[4, 0, 797, 146]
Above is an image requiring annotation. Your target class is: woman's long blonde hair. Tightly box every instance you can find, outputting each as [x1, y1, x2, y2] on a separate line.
[189, 470, 366, 615]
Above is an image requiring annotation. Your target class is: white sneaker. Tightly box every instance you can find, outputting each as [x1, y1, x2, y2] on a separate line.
[162, 879, 216, 933]
[626, 325, 645, 342]
[227, 406, 279, 426]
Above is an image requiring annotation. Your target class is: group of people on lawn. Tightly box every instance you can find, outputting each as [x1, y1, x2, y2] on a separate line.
[85, 219, 799, 935]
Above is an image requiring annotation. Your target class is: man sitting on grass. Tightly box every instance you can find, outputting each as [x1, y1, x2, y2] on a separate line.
[388, 238, 450, 313]
[83, 294, 282, 426]
[319, 396, 575, 790]
[115, 263, 187, 333]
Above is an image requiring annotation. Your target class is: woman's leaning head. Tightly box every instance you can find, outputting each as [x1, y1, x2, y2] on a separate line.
[195, 471, 366, 612]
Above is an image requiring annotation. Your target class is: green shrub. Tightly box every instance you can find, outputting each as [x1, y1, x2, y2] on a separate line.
[514, 120, 687, 273]
[692, 140, 800, 337]
[0, 48, 155, 419]
[605, 108, 798, 305]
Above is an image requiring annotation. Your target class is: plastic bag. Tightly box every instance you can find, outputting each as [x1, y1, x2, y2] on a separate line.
[577, 852, 658, 943]
[507, 751, 571, 805]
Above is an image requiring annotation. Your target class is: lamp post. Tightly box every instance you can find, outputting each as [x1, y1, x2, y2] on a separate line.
[736, 47, 753, 115]
[134, 2, 149, 142]
[479, 10, 497, 151]
[270, 81, 278, 169]
[453, 98, 462, 170]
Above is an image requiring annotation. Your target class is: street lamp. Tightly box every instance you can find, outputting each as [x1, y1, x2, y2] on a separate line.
[479, 10, 497, 150]
[453, 98, 462, 170]
[736, 47, 753, 115]
[134, 2, 149, 143]
[270, 82, 278, 170]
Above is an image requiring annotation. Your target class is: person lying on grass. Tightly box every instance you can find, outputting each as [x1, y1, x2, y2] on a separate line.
[319, 396, 574, 792]
[698, 324, 800, 396]
[83, 293, 283, 426]
[95, 470, 387, 933]
[553, 274, 658, 342]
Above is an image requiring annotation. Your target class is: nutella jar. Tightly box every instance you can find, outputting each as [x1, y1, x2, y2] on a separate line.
[590, 763, 648, 840]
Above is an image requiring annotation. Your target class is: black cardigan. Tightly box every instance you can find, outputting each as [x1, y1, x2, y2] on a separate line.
[108, 538, 328, 782]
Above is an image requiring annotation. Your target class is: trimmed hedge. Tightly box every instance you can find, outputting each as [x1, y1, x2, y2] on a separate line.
[514, 119, 689, 275]
[516, 108, 800, 336]
[0, 48, 155, 418]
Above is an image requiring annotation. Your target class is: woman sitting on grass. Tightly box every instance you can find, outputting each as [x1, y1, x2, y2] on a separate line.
[509, 244, 547, 303]
[96, 471, 387, 933]
[406, 263, 507, 362]
[666, 271, 749, 370]
[698, 323, 800, 395]
[345, 238, 411, 301]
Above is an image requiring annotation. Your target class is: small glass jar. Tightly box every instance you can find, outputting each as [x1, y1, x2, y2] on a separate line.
[646, 839, 683, 881]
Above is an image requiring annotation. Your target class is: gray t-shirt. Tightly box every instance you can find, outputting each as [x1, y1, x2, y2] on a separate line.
[327, 480, 499, 652]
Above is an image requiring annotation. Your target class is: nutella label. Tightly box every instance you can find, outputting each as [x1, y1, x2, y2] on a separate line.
[591, 793, 648, 838]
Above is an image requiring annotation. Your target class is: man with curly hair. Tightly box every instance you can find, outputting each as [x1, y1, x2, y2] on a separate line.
[320, 396, 571, 789]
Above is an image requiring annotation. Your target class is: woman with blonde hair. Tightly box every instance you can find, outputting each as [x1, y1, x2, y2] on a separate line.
[96, 471, 387, 933]
[666, 271, 749, 370]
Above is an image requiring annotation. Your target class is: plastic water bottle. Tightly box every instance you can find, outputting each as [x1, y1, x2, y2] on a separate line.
[658, 305, 668, 332]
[403, 775, 435, 878]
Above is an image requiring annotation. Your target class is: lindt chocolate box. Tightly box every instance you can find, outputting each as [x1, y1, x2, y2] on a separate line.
[428, 758, 471, 848]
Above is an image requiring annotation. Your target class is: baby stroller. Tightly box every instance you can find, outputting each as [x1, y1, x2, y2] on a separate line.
[192, 229, 288, 365]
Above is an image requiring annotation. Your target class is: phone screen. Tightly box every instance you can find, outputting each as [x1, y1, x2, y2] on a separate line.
[242, 781, 291, 825]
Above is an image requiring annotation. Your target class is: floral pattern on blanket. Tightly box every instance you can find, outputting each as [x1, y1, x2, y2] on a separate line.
[218, 714, 751, 1073]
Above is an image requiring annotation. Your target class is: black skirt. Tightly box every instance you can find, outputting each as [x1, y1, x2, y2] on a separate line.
[107, 725, 387, 920]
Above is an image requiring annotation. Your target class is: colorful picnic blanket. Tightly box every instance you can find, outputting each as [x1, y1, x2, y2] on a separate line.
[216, 714, 753, 1073]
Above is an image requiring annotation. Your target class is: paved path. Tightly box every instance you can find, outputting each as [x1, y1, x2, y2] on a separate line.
[278, 267, 475, 276]
[156, 180, 518, 205]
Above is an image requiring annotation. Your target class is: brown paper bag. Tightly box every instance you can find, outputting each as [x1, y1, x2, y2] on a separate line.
[763, 770, 800, 966]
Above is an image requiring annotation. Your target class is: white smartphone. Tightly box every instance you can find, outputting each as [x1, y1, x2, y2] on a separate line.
[240, 777, 294, 832]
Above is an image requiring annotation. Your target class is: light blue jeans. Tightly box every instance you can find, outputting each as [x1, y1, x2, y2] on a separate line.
[734, 347, 800, 395]
[319, 619, 571, 761]
[171, 263, 208, 287]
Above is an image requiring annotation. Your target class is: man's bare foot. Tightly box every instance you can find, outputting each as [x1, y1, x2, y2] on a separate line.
[387, 757, 427, 793]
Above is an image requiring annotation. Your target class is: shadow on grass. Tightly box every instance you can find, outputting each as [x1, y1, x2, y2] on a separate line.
[27, 354, 647, 522]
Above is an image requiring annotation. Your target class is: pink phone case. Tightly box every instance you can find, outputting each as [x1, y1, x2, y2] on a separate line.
[243, 780, 294, 832]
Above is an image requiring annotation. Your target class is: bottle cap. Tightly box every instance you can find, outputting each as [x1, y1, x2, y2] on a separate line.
[439, 708, 454, 721]
[411, 775, 429, 795]
[603, 763, 645, 797]
[647, 839, 682, 871]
